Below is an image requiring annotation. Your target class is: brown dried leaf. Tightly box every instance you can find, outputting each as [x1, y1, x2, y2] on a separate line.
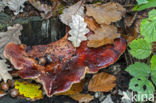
[56, 79, 85, 96]
[88, 72, 116, 92]
[70, 94, 94, 103]
[84, 16, 100, 31]
[86, 2, 126, 25]
[87, 24, 120, 48]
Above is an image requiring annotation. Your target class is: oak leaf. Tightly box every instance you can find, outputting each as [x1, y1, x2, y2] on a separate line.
[2, 0, 27, 15]
[0, 59, 12, 83]
[88, 72, 116, 92]
[60, 1, 84, 25]
[86, 2, 126, 25]
[87, 24, 120, 48]
[0, 24, 22, 57]
[68, 14, 89, 47]
[69, 93, 94, 103]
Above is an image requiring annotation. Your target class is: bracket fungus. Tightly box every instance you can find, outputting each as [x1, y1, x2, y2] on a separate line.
[3, 31, 126, 97]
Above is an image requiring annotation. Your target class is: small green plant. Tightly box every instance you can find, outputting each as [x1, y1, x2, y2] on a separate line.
[126, 9, 156, 102]
[133, 0, 156, 11]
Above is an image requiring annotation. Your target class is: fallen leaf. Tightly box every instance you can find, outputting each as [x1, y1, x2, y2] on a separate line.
[14, 80, 43, 100]
[60, 1, 84, 25]
[68, 14, 89, 47]
[29, 0, 51, 14]
[88, 72, 116, 92]
[56, 79, 85, 96]
[0, 24, 22, 83]
[70, 93, 94, 103]
[2, 0, 27, 15]
[86, 2, 126, 25]
[87, 24, 120, 48]
[28, 0, 60, 19]
[0, 1, 5, 12]
[102, 94, 114, 103]
[84, 16, 100, 31]
[0, 24, 22, 57]
[0, 59, 12, 83]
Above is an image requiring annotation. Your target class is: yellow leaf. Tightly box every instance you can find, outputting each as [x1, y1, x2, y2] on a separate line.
[88, 72, 116, 92]
[14, 80, 43, 100]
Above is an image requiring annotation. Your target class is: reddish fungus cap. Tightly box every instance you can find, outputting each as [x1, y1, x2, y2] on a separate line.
[4, 32, 126, 97]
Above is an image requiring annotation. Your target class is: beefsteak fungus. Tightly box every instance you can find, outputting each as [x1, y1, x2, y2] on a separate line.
[4, 32, 126, 97]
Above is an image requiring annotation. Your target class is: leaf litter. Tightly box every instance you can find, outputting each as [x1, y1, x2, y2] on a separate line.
[0, 0, 141, 102]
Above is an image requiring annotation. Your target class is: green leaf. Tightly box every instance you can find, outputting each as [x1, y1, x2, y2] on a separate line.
[133, 0, 156, 11]
[150, 55, 156, 85]
[129, 77, 154, 100]
[150, 55, 156, 70]
[136, 0, 148, 5]
[151, 70, 156, 86]
[129, 39, 152, 59]
[148, 9, 156, 19]
[140, 9, 156, 43]
[126, 62, 150, 78]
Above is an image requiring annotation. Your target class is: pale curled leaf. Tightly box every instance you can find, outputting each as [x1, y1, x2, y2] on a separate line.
[28, 0, 52, 14]
[0, 59, 12, 83]
[102, 94, 114, 103]
[0, 1, 5, 12]
[86, 2, 126, 25]
[68, 15, 89, 47]
[88, 72, 116, 92]
[2, 0, 27, 15]
[60, 1, 84, 25]
[0, 24, 22, 57]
